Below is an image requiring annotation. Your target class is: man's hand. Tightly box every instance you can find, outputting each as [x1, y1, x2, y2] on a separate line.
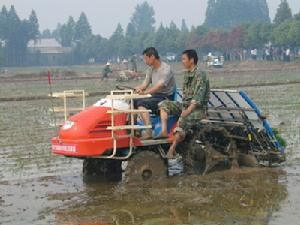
[145, 83, 164, 95]
[135, 87, 144, 94]
[135, 83, 148, 94]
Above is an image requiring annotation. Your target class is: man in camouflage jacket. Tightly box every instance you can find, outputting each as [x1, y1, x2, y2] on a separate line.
[158, 49, 210, 159]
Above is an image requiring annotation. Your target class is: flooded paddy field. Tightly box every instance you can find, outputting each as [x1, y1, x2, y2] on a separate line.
[1, 61, 300, 99]
[0, 65, 299, 224]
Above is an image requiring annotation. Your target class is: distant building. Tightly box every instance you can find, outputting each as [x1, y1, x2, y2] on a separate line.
[27, 38, 72, 66]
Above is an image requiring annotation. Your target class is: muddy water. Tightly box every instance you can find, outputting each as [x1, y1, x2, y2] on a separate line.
[0, 84, 299, 225]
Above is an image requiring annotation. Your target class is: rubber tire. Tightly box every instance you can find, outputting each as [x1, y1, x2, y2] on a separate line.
[83, 158, 122, 182]
[124, 151, 167, 183]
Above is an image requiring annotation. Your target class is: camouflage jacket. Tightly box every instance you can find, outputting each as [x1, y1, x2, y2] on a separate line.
[182, 66, 210, 110]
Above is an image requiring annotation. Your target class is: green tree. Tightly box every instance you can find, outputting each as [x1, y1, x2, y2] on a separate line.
[130, 2, 155, 34]
[0, 43, 4, 67]
[6, 6, 20, 38]
[109, 23, 126, 57]
[142, 32, 155, 50]
[164, 21, 181, 53]
[0, 5, 41, 66]
[294, 12, 300, 21]
[205, 0, 270, 29]
[244, 22, 273, 48]
[5, 5, 21, 65]
[177, 19, 189, 51]
[287, 20, 300, 47]
[0, 6, 9, 40]
[125, 22, 138, 53]
[28, 10, 39, 40]
[154, 24, 167, 53]
[272, 20, 300, 48]
[73, 34, 108, 64]
[52, 23, 62, 41]
[41, 29, 52, 38]
[272, 20, 292, 46]
[274, 0, 293, 26]
[59, 16, 76, 47]
[74, 12, 92, 41]
[181, 19, 189, 33]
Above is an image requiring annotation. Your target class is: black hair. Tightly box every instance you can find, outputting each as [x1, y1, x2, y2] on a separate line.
[143, 47, 160, 59]
[182, 49, 198, 65]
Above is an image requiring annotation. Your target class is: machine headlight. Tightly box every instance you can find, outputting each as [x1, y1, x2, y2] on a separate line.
[62, 121, 75, 130]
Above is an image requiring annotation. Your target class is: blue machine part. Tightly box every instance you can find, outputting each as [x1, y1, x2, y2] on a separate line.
[239, 91, 285, 154]
[137, 87, 181, 137]
[137, 115, 177, 137]
[153, 115, 177, 137]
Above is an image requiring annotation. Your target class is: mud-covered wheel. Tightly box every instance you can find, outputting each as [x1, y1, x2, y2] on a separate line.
[238, 153, 259, 167]
[83, 158, 122, 182]
[124, 151, 167, 183]
[178, 134, 206, 175]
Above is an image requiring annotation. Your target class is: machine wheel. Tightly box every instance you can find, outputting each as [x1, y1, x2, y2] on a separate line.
[83, 158, 122, 182]
[182, 126, 238, 174]
[124, 151, 167, 183]
[178, 134, 206, 175]
[238, 153, 259, 167]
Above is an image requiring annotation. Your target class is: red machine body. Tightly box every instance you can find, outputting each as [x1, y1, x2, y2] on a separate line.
[51, 103, 175, 158]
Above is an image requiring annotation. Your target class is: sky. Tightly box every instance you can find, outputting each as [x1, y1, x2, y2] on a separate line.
[1, 0, 300, 38]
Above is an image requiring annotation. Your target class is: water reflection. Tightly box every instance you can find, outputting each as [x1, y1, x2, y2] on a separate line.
[54, 168, 287, 225]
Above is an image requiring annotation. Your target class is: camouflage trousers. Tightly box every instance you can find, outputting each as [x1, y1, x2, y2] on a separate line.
[158, 100, 206, 134]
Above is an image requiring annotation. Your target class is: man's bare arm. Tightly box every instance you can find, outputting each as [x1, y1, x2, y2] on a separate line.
[135, 83, 149, 93]
[181, 102, 197, 118]
[144, 83, 164, 95]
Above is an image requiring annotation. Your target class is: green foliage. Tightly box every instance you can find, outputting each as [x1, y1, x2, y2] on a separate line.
[51, 23, 62, 41]
[272, 128, 287, 148]
[0, 44, 4, 66]
[272, 19, 300, 47]
[274, 0, 293, 25]
[294, 12, 300, 21]
[0, 5, 40, 66]
[109, 23, 126, 57]
[286, 20, 300, 47]
[73, 35, 108, 64]
[130, 1, 155, 34]
[59, 16, 76, 47]
[243, 22, 273, 48]
[0, 6, 8, 40]
[28, 10, 39, 40]
[272, 20, 293, 46]
[205, 0, 270, 29]
[164, 21, 181, 52]
[41, 29, 52, 38]
[74, 12, 92, 41]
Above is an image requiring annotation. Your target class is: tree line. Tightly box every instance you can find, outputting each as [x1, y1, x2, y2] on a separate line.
[0, 6, 39, 66]
[0, 0, 300, 66]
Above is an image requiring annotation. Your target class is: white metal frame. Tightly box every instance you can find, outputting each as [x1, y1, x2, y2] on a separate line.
[50, 90, 87, 124]
[97, 89, 152, 160]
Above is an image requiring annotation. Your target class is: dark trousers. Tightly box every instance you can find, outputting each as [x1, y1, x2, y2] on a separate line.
[134, 93, 173, 115]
